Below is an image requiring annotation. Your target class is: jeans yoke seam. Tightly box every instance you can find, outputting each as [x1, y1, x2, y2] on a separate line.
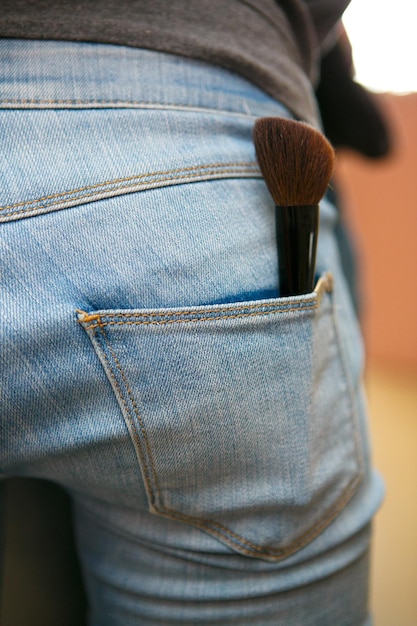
[0, 164, 260, 221]
[1, 163, 258, 210]
[0, 99, 264, 119]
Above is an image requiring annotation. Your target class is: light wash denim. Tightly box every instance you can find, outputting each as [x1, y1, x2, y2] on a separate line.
[0, 40, 384, 625]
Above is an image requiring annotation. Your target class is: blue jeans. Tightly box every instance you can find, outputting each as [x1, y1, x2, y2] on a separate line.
[0, 40, 384, 625]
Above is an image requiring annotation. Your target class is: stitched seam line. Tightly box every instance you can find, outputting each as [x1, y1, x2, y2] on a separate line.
[78, 275, 333, 327]
[0, 98, 262, 115]
[1, 169, 258, 218]
[4, 99, 221, 105]
[83, 297, 316, 322]
[97, 325, 163, 507]
[88, 327, 153, 496]
[84, 303, 318, 331]
[0, 99, 240, 105]
[2, 169, 257, 219]
[1, 162, 258, 211]
[0, 166, 260, 219]
[154, 474, 362, 557]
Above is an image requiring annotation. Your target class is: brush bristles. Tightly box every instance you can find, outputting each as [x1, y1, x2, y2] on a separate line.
[254, 118, 335, 206]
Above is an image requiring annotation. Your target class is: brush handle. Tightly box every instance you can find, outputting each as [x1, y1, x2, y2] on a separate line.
[275, 204, 319, 297]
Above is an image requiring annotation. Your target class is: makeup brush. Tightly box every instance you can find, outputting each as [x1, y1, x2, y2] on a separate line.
[253, 117, 335, 296]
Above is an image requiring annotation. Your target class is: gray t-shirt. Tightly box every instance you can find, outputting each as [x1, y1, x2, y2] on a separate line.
[0, 0, 349, 126]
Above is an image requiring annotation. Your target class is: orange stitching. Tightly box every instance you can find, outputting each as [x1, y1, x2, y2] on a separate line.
[89, 327, 154, 495]
[0, 98, 262, 118]
[78, 276, 329, 326]
[1, 167, 260, 219]
[1, 162, 258, 211]
[84, 302, 318, 330]
[97, 325, 164, 506]
[78, 312, 102, 325]
[153, 474, 362, 557]
[0, 99, 224, 105]
[74, 470, 361, 560]
[153, 502, 279, 555]
[79, 296, 317, 325]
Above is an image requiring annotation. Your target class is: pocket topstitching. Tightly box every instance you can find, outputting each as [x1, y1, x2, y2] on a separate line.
[77, 272, 364, 561]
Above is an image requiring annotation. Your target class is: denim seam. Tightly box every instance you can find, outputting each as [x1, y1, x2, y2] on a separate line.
[0, 163, 260, 221]
[76, 499, 372, 572]
[82, 297, 315, 320]
[77, 273, 333, 329]
[82, 303, 318, 331]
[88, 326, 153, 499]
[0, 99, 267, 118]
[98, 325, 164, 509]
[1, 163, 257, 210]
[158, 475, 363, 558]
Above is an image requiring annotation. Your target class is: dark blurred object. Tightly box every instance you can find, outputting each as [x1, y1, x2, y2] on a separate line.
[316, 29, 392, 159]
[0, 478, 87, 626]
[315, 27, 393, 318]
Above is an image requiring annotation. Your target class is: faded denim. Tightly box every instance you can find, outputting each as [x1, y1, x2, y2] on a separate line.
[0, 40, 384, 625]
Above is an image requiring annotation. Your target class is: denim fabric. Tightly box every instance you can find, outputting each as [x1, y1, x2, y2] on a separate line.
[0, 40, 384, 625]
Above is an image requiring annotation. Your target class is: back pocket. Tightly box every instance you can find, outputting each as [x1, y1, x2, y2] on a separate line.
[77, 272, 364, 561]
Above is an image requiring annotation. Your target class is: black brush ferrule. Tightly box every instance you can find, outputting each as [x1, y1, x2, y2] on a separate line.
[275, 204, 319, 297]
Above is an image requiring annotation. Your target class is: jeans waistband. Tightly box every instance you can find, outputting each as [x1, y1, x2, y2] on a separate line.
[0, 39, 289, 119]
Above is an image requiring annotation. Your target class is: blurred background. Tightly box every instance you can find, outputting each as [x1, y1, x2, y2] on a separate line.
[337, 1, 417, 624]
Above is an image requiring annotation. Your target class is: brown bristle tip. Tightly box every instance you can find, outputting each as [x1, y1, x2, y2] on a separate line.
[253, 117, 335, 206]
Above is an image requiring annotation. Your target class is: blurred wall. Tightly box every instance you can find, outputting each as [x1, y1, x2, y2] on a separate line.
[336, 93, 417, 368]
[336, 92, 417, 626]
